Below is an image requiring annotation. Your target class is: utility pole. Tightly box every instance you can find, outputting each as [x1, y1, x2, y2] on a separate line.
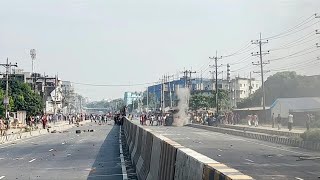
[252, 33, 269, 121]
[209, 51, 222, 116]
[146, 87, 149, 111]
[227, 64, 231, 110]
[167, 74, 174, 108]
[249, 71, 252, 97]
[0, 58, 18, 120]
[54, 74, 58, 115]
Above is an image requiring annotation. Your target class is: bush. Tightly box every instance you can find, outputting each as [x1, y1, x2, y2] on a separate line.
[300, 129, 320, 142]
[310, 120, 320, 128]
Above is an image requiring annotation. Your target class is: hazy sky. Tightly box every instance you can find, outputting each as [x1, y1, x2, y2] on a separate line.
[0, 0, 319, 101]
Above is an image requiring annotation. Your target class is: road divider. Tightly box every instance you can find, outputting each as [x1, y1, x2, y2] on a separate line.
[123, 118, 253, 180]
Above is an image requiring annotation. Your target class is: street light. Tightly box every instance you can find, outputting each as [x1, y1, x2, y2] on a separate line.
[30, 49, 36, 90]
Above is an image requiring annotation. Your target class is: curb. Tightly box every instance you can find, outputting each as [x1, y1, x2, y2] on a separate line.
[219, 124, 301, 137]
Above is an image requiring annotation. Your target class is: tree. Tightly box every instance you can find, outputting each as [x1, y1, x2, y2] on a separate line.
[189, 90, 230, 111]
[237, 71, 320, 108]
[189, 94, 210, 110]
[0, 80, 44, 116]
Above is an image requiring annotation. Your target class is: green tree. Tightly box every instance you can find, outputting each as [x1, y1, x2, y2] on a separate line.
[189, 90, 230, 111]
[237, 71, 320, 108]
[0, 80, 43, 116]
[189, 94, 210, 110]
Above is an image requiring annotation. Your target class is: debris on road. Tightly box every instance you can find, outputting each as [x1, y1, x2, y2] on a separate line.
[51, 130, 57, 133]
[76, 130, 81, 134]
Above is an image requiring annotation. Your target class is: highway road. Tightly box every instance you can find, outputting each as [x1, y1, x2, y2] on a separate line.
[0, 122, 126, 180]
[147, 125, 320, 180]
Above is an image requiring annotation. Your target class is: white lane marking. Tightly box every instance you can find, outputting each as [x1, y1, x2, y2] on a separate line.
[119, 126, 128, 180]
[0, 176, 5, 179]
[29, 158, 36, 163]
[295, 177, 304, 180]
[245, 158, 254, 163]
[49, 149, 54, 152]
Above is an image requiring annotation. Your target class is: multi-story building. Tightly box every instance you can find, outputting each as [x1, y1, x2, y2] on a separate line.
[124, 92, 143, 106]
[230, 77, 261, 108]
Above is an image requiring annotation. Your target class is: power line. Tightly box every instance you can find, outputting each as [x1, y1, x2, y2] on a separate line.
[269, 45, 319, 62]
[262, 13, 317, 40]
[71, 81, 157, 87]
[269, 32, 318, 51]
[221, 42, 252, 58]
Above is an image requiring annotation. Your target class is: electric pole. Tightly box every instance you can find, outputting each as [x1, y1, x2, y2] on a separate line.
[167, 74, 174, 108]
[209, 51, 222, 117]
[252, 33, 269, 121]
[54, 75, 58, 115]
[0, 58, 18, 120]
[227, 64, 231, 110]
[146, 87, 149, 111]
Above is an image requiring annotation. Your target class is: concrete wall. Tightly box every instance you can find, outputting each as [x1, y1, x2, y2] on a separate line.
[123, 118, 253, 180]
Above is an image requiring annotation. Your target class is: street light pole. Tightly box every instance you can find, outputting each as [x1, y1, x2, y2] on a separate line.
[30, 49, 36, 91]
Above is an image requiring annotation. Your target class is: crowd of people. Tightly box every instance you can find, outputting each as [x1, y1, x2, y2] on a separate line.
[139, 113, 167, 126]
[0, 110, 129, 136]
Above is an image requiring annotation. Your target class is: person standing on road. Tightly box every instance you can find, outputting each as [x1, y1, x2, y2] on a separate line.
[288, 113, 293, 131]
[277, 114, 281, 130]
[271, 113, 275, 128]
[41, 114, 48, 129]
[306, 113, 311, 130]
[150, 115, 155, 126]
[254, 114, 259, 127]
[0, 117, 5, 136]
[247, 114, 251, 126]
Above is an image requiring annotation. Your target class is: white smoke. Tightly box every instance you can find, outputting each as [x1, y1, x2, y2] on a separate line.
[173, 88, 190, 126]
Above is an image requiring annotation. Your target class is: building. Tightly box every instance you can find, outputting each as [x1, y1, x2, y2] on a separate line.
[124, 92, 143, 106]
[147, 76, 261, 109]
[270, 97, 320, 126]
[230, 77, 261, 108]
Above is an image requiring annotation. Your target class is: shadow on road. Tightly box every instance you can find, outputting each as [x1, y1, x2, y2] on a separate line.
[87, 125, 123, 180]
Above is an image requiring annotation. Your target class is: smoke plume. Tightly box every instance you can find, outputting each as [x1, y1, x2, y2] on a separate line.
[173, 88, 190, 126]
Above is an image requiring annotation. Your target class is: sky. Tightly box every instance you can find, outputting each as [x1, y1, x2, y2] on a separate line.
[0, 0, 319, 101]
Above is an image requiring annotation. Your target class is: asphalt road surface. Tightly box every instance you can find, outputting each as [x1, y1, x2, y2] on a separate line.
[146, 125, 320, 180]
[0, 122, 124, 180]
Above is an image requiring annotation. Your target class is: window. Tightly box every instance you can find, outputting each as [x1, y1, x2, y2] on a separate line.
[244, 84, 246, 87]
[256, 84, 258, 87]
[244, 91, 246, 94]
[240, 84, 242, 87]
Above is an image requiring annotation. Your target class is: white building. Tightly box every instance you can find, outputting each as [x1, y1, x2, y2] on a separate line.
[230, 77, 261, 107]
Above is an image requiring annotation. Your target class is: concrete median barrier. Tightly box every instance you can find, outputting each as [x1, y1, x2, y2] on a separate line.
[123, 118, 253, 180]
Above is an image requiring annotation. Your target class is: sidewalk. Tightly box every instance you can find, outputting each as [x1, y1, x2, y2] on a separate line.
[0, 120, 89, 144]
[3, 121, 70, 135]
[224, 124, 306, 134]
